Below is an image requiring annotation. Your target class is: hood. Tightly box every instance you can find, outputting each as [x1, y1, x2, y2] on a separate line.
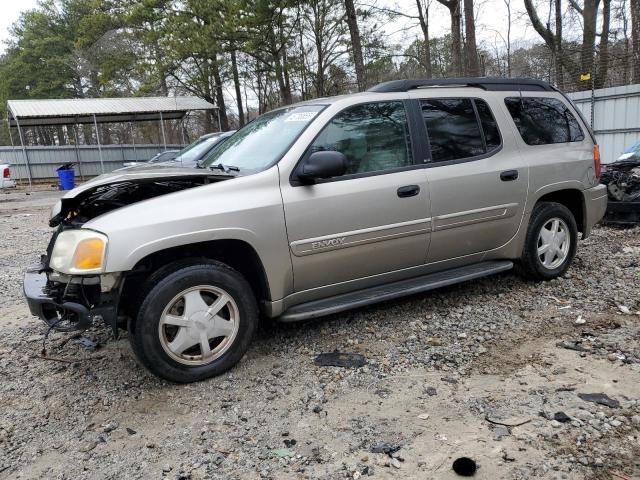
[51, 166, 233, 227]
[62, 165, 218, 199]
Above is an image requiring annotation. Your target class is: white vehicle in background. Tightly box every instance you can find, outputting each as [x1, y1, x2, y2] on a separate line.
[0, 164, 17, 189]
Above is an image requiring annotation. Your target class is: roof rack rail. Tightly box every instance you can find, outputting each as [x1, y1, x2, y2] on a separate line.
[367, 77, 554, 93]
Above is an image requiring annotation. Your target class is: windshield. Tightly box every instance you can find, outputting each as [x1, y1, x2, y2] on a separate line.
[149, 151, 177, 163]
[201, 105, 326, 173]
[174, 135, 222, 164]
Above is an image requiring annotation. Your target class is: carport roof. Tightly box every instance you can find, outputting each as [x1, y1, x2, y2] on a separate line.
[6, 96, 216, 127]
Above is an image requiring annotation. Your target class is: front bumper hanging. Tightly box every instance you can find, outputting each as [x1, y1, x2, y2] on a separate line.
[23, 263, 122, 334]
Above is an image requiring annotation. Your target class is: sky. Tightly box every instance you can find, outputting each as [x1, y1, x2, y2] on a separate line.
[0, 0, 39, 53]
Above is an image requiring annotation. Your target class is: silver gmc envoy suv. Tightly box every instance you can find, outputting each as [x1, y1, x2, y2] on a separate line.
[24, 78, 608, 382]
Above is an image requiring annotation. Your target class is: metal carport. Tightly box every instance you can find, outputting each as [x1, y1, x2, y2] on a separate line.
[6, 96, 217, 186]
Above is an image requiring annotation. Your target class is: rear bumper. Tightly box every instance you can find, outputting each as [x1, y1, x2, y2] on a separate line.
[0, 179, 16, 188]
[583, 184, 608, 238]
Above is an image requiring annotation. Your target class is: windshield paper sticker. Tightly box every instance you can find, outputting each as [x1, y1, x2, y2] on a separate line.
[284, 111, 318, 122]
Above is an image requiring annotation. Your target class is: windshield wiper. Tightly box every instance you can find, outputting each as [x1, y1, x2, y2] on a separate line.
[209, 163, 240, 173]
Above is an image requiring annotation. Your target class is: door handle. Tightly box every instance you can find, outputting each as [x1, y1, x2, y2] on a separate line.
[397, 185, 420, 198]
[500, 170, 519, 181]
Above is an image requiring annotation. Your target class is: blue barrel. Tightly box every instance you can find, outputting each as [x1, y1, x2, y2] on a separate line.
[57, 168, 75, 190]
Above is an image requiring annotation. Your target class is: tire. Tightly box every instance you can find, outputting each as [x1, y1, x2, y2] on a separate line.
[131, 260, 258, 383]
[518, 202, 578, 281]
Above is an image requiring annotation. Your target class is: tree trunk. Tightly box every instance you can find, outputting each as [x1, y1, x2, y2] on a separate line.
[451, 0, 462, 76]
[230, 50, 245, 127]
[273, 52, 292, 105]
[596, 0, 611, 88]
[581, 0, 599, 78]
[504, 0, 512, 76]
[632, 0, 640, 83]
[555, 0, 563, 87]
[211, 58, 229, 131]
[344, 0, 366, 90]
[437, 0, 463, 75]
[416, 0, 433, 78]
[463, 0, 479, 75]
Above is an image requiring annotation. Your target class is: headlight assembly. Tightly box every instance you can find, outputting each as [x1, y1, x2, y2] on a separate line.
[50, 230, 108, 274]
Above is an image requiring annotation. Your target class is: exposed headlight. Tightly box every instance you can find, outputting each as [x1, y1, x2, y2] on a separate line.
[50, 230, 108, 274]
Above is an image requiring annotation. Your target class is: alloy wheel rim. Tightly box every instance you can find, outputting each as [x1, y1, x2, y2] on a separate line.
[158, 285, 239, 366]
[537, 217, 570, 270]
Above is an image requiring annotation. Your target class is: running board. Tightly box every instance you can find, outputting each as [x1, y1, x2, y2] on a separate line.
[278, 260, 514, 322]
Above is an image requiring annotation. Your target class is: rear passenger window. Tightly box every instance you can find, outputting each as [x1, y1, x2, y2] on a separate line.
[504, 97, 584, 145]
[309, 101, 413, 175]
[421, 98, 501, 163]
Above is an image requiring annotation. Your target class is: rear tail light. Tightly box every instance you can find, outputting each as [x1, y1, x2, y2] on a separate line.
[2, 167, 9, 179]
[593, 145, 601, 179]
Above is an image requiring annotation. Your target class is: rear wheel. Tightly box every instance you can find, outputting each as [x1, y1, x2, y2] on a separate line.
[131, 261, 258, 383]
[518, 202, 578, 281]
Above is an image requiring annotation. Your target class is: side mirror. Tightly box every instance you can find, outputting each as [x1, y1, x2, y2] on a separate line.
[298, 151, 347, 183]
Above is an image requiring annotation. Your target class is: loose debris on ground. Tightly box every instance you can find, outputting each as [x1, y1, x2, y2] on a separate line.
[0, 189, 639, 479]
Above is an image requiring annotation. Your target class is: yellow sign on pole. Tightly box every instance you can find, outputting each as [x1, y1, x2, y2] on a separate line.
[580, 73, 591, 81]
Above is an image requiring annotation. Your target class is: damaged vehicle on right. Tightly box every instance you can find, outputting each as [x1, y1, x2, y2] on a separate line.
[600, 141, 640, 225]
[24, 77, 607, 383]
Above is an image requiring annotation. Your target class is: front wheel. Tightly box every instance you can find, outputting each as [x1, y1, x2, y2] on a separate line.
[518, 202, 578, 281]
[131, 261, 258, 383]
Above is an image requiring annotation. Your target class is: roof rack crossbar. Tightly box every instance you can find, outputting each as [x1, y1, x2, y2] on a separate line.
[367, 77, 554, 93]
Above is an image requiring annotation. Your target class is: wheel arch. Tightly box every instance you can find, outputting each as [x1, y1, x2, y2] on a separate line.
[532, 186, 586, 235]
[120, 239, 272, 325]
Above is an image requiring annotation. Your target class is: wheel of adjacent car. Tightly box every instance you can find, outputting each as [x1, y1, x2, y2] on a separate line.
[518, 201, 578, 281]
[131, 260, 258, 383]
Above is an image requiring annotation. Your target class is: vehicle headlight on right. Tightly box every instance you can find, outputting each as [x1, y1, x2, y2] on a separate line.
[49, 229, 108, 274]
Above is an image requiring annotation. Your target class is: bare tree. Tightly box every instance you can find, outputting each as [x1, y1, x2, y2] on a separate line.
[632, 0, 640, 82]
[596, 0, 611, 88]
[525, 0, 610, 87]
[503, 0, 512, 76]
[436, 0, 463, 75]
[230, 50, 245, 127]
[415, 0, 433, 77]
[303, 0, 348, 97]
[463, 0, 480, 75]
[344, 0, 367, 90]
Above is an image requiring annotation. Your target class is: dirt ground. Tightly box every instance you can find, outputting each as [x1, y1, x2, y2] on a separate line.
[0, 188, 639, 480]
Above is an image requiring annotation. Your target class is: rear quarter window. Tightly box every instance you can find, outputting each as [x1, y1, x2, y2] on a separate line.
[504, 97, 584, 146]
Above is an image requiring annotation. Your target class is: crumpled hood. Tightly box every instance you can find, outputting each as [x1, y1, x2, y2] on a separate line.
[50, 166, 232, 227]
[61, 165, 220, 200]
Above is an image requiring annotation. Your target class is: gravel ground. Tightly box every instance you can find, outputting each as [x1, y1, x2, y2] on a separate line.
[1, 188, 639, 480]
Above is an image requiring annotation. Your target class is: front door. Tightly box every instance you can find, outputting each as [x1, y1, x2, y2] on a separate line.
[410, 94, 529, 263]
[279, 100, 431, 293]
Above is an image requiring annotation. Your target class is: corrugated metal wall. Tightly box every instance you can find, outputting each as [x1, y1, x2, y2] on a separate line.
[0, 144, 182, 182]
[568, 84, 640, 164]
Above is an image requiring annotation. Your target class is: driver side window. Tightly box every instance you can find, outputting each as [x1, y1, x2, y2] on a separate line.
[309, 101, 414, 176]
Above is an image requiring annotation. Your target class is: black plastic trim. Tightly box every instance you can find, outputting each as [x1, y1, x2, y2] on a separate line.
[368, 77, 554, 93]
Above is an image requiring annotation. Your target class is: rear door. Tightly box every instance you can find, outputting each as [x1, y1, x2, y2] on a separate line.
[279, 99, 431, 293]
[409, 92, 529, 263]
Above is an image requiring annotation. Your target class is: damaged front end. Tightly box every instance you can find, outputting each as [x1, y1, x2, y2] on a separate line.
[600, 155, 640, 226]
[24, 263, 123, 334]
[25, 169, 230, 335]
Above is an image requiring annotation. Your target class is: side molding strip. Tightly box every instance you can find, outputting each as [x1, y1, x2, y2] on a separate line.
[290, 218, 432, 257]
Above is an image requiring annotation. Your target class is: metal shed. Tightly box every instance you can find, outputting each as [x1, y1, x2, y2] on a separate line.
[6, 96, 217, 185]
